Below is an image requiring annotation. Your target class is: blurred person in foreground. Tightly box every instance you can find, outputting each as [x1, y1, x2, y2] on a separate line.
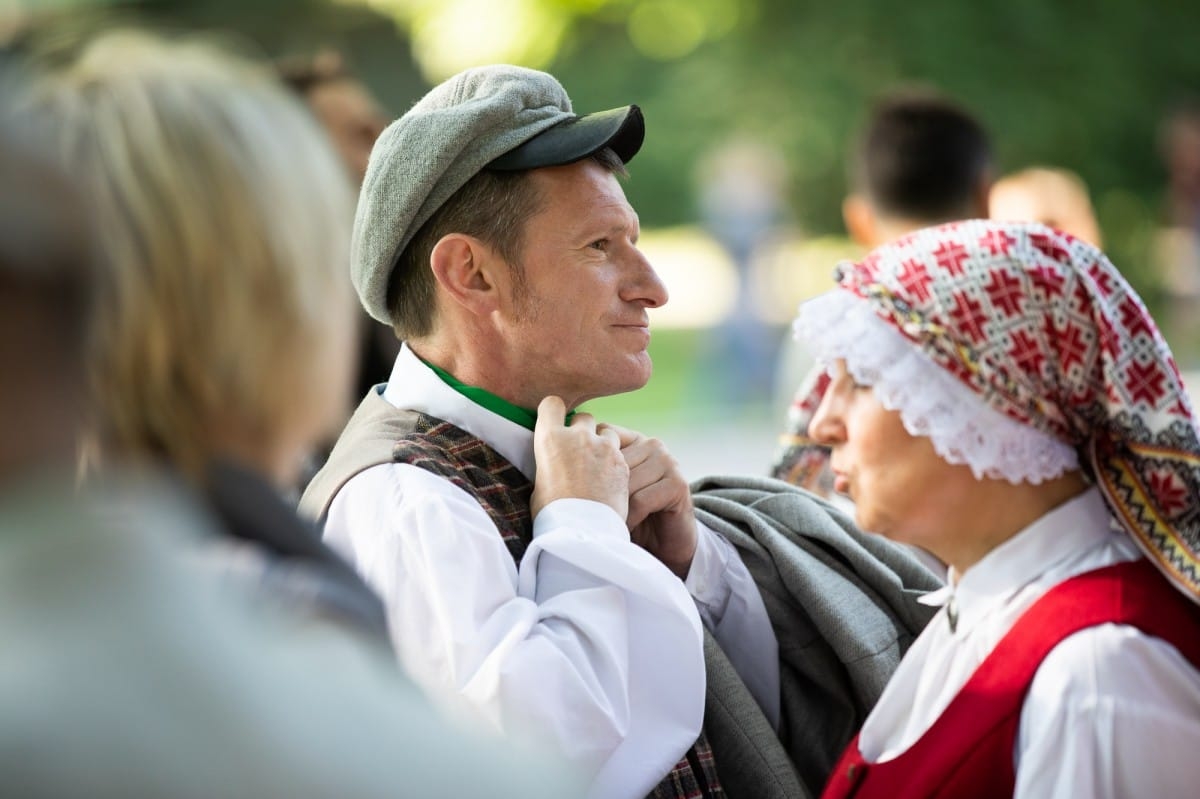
[772, 91, 993, 493]
[29, 30, 390, 641]
[989, 166, 1103, 247]
[277, 48, 400, 405]
[300, 64, 939, 799]
[2, 35, 576, 798]
[793, 220, 1200, 798]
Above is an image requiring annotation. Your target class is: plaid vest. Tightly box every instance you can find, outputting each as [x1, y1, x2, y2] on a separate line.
[300, 396, 724, 799]
[395, 413, 724, 799]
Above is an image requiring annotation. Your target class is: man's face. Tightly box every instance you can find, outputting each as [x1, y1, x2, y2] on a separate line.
[497, 158, 668, 409]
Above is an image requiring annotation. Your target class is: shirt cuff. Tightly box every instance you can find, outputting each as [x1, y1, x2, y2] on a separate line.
[685, 519, 733, 613]
[532, 497, 629, 543]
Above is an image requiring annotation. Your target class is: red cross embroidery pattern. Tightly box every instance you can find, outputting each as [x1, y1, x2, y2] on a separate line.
[897, 258, 933, 304]
[932, 240, 970, 276]
[950, 291, 989, 345]
[985, 269, 1025, 317]
[1124, 360, 1167, 407]
[1007, 329, 1047, 377]
[978, 228, 1015, 256]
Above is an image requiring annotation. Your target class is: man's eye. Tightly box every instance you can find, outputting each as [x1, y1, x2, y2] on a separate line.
[589, 239, 609, 251]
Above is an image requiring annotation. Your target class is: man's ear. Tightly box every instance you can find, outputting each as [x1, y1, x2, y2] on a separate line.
[842, 194, 876, 248]
[429, 234, 501, 316]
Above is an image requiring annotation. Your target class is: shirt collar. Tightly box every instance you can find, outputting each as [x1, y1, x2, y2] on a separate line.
[918, 487, 1117, 633]
[381, 343, 537, 481]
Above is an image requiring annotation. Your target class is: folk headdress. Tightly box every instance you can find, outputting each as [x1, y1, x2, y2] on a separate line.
[793, 219, 1200, 602]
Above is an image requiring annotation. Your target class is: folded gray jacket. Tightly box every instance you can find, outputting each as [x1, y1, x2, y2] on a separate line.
[691, 475, 941, 799]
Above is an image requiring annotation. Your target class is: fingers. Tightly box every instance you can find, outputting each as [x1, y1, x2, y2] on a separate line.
[531, 399, 629, 521]
[569, 411, 596, 432]
[602, 422, 642, 449]
[596, 423, 620, 449]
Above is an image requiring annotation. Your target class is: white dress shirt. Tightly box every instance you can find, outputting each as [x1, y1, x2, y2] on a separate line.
[858, 488, 1200, 798]
[324, 345, 778, 799]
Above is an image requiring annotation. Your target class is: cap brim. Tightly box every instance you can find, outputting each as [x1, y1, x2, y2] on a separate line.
[486, 104, 644, 171]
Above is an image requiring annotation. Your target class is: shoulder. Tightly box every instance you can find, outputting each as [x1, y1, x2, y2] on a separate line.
[335, 461, 475, 512]
[1028, 622, 1200, 717]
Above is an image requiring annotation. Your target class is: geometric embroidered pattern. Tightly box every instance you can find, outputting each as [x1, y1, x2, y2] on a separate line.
[796, 220, 1200, 602]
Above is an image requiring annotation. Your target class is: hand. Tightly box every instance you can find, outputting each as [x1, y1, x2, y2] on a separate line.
[605, 424, 697, 579]
[531, 396, 629, 521]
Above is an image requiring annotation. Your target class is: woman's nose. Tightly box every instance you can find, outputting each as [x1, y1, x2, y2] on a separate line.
[807, 387, 845, 445]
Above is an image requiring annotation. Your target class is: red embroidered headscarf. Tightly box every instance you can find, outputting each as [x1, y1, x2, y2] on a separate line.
[793, 219, 1200, 602]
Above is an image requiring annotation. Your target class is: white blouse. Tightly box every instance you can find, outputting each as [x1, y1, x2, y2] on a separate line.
[323, 345, 778, 799]
[858, 488, 1200, 798]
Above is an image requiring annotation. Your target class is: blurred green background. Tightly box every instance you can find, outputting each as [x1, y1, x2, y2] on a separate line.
[11, 0, 1199, 474]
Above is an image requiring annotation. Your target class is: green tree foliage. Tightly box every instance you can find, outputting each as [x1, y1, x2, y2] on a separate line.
[543, 0, 1199, 301]
[29, 0, 1199, 302]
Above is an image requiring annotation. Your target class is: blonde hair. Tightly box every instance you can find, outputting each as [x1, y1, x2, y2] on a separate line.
[30, 30, 358, 481]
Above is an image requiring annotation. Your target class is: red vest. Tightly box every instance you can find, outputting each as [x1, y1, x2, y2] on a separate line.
[821, 559, 1200, 799]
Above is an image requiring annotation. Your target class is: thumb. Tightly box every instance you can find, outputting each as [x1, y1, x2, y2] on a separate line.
[603, 422, 642, 449]
[535, 395, 567, 439]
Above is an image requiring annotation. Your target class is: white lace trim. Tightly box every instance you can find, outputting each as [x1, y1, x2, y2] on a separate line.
[794, 291, 1079, 485]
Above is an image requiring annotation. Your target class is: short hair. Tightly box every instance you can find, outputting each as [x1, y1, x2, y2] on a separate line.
[386, 147, 626, 339]
[852, 91, 992, 222]
[29, 31, 358, 479]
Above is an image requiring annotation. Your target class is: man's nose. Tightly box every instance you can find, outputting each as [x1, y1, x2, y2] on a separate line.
[621, 247, 668, 308]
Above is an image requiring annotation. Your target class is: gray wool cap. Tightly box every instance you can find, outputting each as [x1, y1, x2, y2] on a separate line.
[351, 64, 644, 324]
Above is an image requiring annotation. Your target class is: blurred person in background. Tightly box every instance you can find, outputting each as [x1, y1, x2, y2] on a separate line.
[802, 220, 1200, 799]
[772, 90, 993, 500]
[1154, 100, 1200, 372]
[2, 36, 577, 798]
[28, 29, 391, 642]
[276, 48, 388, 189]
[277, 48, 401, 408]
[696, 135, 789, 405]
[989, 166, 1103, 247]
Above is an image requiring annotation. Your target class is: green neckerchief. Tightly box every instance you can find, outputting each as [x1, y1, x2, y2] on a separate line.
[425, 361, 576, 430]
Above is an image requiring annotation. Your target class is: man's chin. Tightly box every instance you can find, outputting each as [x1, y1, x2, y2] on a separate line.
[575, 362, 653, 405]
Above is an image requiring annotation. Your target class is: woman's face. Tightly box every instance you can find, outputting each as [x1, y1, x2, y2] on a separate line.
[808, 360, 983, 555]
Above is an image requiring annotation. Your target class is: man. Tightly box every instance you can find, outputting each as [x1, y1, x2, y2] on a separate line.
[771, 90, 992, 491]
[301, 65, 779, 799]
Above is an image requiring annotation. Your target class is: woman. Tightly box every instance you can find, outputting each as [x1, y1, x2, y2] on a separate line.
[28, 31, 386, 642]
[793, 219, 1200, 797]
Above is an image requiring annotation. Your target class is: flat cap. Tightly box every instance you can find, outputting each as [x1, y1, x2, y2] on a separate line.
[352, 64, 644, 323]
